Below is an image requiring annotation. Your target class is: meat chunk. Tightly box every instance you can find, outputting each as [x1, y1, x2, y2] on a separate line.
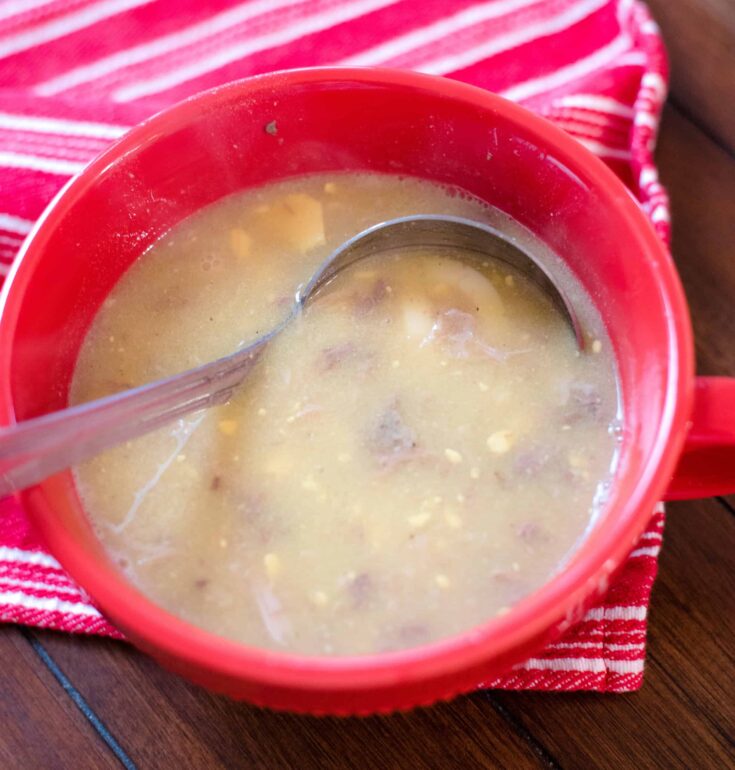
[562, 381, 603, 423]
[513, 521, 550, 555]
[229, 492, 276, 545]
[353, 278, 388, 317]
[346, 572, 374, 609]
[320, 341, 356, 370]
[514, 521, 544, 541]
[396, 623, 430, 646]
[513, 446, 552, 476]
[423, 309, 504, 360]
[366, 402, 418, 468]
[379, 623, 431, 652]
[319, 341, 376, 379]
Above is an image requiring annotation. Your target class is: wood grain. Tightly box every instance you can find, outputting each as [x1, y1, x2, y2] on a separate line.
[31, 629, 547, 770]
[0, 627, 118, 770]
[656, 104, 735, 379]
[646, 0, 735, 152]
[492, 499, 735, 770]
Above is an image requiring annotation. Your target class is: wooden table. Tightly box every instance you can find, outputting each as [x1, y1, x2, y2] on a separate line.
[2, 2, 733, 767]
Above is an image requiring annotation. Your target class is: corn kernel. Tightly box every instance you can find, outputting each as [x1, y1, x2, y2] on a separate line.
[218, 420, 238, 436]
[264, 553, 281, 578]
[487, 430, 513, 454]
[444, 448, 463, 464]
[435, 574, 451, 589]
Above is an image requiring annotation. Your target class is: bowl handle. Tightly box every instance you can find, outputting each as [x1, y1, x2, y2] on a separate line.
[664, 377, 735, 500]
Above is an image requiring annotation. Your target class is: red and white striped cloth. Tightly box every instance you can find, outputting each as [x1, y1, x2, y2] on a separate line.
[0, 0, 669, 692]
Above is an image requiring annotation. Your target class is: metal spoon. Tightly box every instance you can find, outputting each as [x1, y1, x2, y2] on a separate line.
[0, 215, 582, 495]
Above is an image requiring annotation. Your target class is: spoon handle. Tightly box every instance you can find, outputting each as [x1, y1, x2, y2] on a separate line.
[0, 343, 265, 497]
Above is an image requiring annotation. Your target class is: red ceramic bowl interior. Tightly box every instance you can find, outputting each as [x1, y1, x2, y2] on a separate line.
[0, 68, 693, 714]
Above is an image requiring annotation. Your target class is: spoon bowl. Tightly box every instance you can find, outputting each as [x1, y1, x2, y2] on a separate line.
[301, 215, 583, 347]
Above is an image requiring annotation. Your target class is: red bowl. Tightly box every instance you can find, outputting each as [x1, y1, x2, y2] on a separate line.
[1, 68, 733, 714]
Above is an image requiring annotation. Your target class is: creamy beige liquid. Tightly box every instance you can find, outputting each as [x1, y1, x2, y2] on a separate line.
[72, 173, 618, 656]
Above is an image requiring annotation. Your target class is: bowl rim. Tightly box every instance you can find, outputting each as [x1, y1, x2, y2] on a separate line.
[0, 66, 694, 693]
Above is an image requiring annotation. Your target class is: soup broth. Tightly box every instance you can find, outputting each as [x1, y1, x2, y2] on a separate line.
[72, 173, 618, 656]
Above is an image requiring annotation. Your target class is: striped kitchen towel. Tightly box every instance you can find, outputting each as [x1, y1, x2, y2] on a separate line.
[0, 0, 669, 692]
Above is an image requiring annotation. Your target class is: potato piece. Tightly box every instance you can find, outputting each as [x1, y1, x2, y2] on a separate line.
[402, 300, 434, 339]
[263, 553, 281, 578]
[271, 193, 325, 253]
[487, 430, 514, 454]
[428, 260, 503, 316]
